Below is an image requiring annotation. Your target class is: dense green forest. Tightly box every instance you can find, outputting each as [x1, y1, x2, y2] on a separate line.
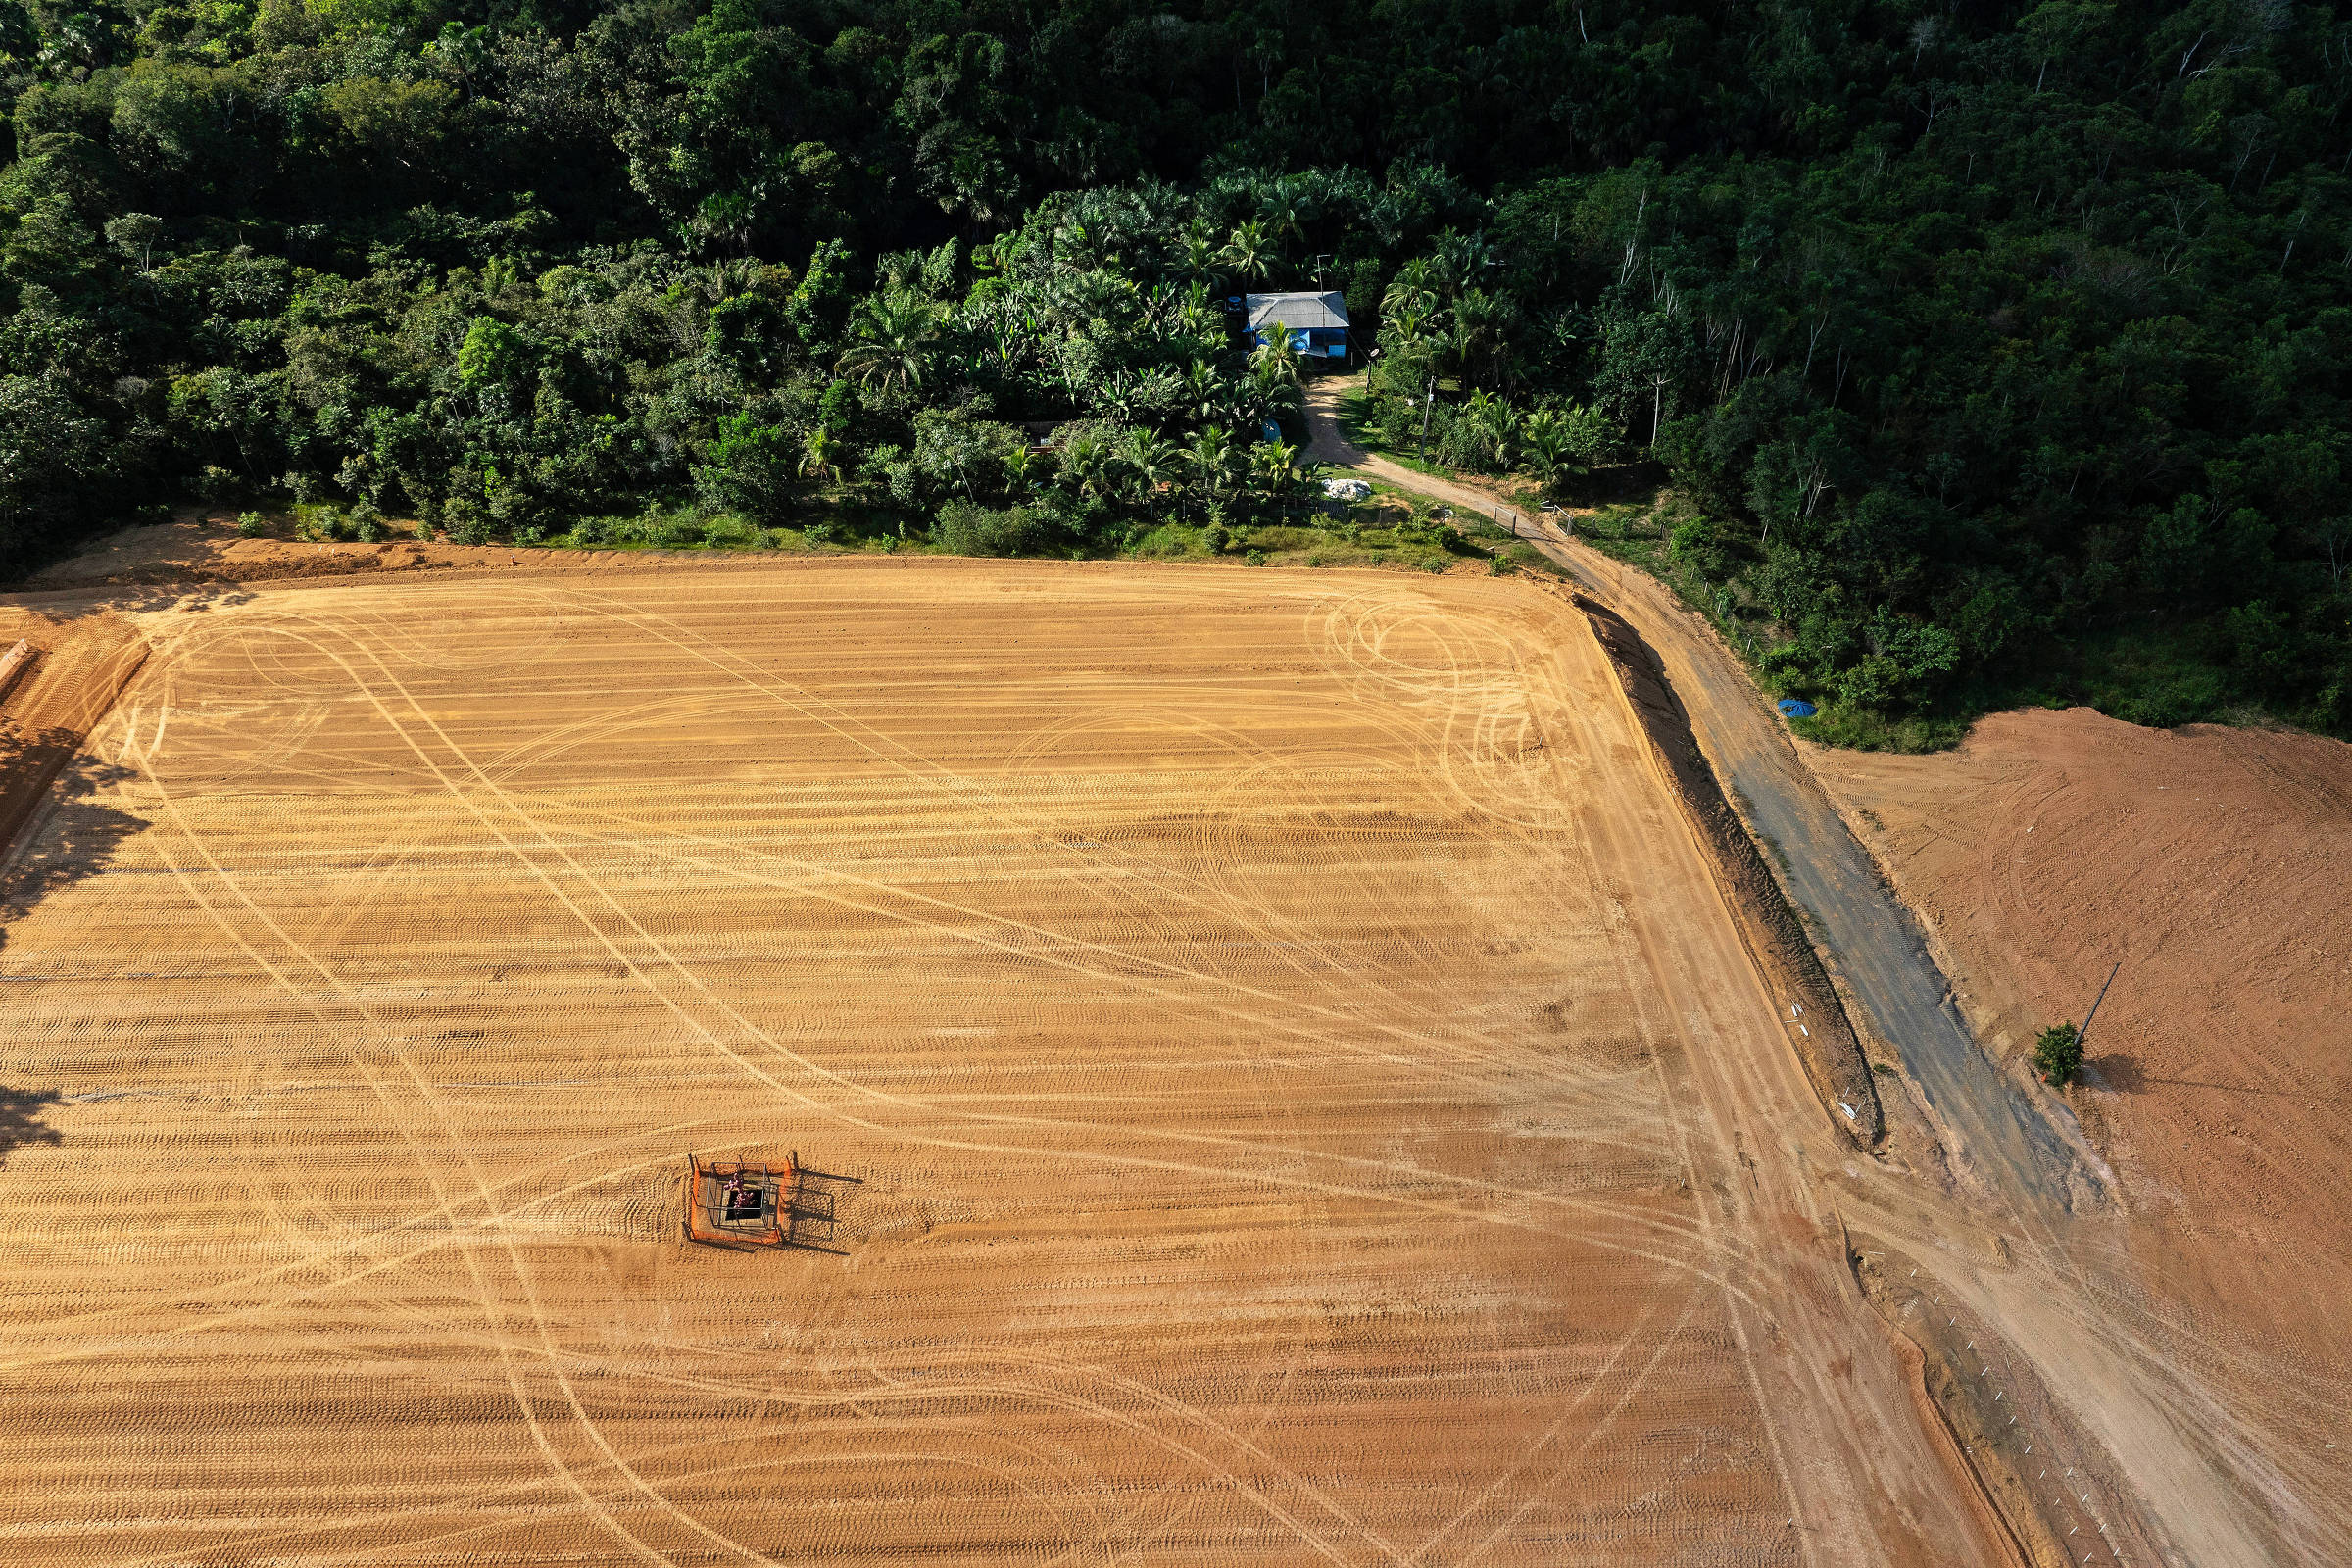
[2, 0, 2348, 738]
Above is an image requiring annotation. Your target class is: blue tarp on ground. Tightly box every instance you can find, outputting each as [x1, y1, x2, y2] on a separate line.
[1777, 699, 1819, 718]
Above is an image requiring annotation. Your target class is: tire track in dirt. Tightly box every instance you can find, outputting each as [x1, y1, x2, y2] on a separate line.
[0, 560, 1905, 1566]
[199, 601, 1540, 1566]
[96, 615, 796, 1566]
[119, 745, 752, 1567]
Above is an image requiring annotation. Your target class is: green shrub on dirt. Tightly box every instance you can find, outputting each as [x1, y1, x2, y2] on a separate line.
[2034, 1023, 2083, 1087]
[937, 501, 1048, 558]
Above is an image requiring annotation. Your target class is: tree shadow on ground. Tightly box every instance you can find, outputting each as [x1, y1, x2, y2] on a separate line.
[0, 1087, 63, 1163]
[0, 761, 146, 1162]
[0, 756, 150, 956]
[2086, 1054, 2144, 1093]
[75, 583, 256, 614]
[1563, 460, 1670, 509]
[2095, 1054, 2314, 1102]
[3, 581, 254, 617]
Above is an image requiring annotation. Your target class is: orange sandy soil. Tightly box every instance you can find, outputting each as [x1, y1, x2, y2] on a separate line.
[1808, 708, 2352, 1544]
[24, 511, 663, 588]
[0, 559, 1998, 1568]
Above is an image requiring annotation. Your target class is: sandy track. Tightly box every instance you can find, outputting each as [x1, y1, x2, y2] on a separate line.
[0, 560, 1990, 1566]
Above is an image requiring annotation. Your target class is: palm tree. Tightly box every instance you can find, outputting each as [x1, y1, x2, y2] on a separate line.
[1118, 428, 1180, 517]
[1250, 319, 1303, 384]
[1180, 360, 1221, 426]
[1449, 287, 1517, 391]
[1238, 343, 1303, 430]
[1261, 189, 1306, 253]
[1250, 355, 1307, 411]
[1175, 282, 1218, 337]
[835, 290, 943, 394]
[1517, 403, 1613, 492]
[959, 295, 1039, 377]
[1184, 424, 1232, 519]
[1519, 409, 1572, 490]
[1383, 260, 1438, 321]
[1373, 305, 1430, 355]
[800, 423, 844, 486]
[1428, 229, 1495, 299]
[1100, 368, 1142, 424]
[1003, 441, 1049, 499]
[1059, 428, 1119, 504]
[1219, 220, 1276, 289]
[1462, 388, 1519, 469]
[1179, 223, 1221, 287]
[1441, 314, 1481, 390]
[1247, 439, 1310, 520]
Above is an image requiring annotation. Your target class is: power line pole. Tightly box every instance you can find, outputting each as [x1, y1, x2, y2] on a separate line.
[2075, 960, 2122, 1052]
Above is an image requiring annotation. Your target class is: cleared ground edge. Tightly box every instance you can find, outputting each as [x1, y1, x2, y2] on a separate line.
[0, 616, 150, 861]
[1570, 591, 1885, 1148]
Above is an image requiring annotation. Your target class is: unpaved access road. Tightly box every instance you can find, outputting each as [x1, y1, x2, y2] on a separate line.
[0, 560, 1997, 1567]
[1306, 376, 2334, 1565]
[1303, 379, 2057, 1198]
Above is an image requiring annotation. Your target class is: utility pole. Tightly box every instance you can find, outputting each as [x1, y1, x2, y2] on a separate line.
[1417, 378, 1435, 461]
[2075, 960, 2122, 1052]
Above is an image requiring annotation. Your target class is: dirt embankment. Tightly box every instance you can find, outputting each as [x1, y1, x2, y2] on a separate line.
[1807, 707, 2352, 1402]
[1574, 594, 1884, 1147]
[22, 514, 599, 590]
[0, 610, 149, 858]
[1844, 1231, 2187, 1568]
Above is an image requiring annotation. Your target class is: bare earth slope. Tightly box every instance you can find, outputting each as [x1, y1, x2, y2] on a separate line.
[1811, 709, 2352, 1530]
[1296, 380, 2342, 1563]
[0, 560, 1994, 1568]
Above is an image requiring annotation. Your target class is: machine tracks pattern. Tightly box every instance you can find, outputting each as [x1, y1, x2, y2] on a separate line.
[0, 561, 1990, 1566]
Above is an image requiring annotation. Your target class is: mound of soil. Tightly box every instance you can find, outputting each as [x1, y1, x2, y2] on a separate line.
[1809, 708, 2352, 1365]
[1575, 594, 1884, 1147]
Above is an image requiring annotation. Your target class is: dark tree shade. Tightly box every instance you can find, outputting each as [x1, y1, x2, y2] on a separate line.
[0, 0, 2346, 737]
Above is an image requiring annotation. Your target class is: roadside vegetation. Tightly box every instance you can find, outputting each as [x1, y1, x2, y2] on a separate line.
[1, 0, 2346, 743]
[229, 481, 1561, 579]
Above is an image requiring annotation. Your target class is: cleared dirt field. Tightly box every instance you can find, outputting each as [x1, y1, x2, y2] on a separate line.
[0, 560, 1993, 1567]
[1812, 709, 2352, 1563]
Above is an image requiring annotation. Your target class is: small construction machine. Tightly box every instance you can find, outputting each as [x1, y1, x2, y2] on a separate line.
[681, 1152, 837, 1250]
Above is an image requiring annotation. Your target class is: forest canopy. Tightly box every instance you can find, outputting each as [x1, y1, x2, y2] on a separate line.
[2, 0, 2348, 737]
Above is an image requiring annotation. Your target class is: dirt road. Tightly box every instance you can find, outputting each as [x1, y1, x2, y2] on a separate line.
[0, 559, 2000, 1566]
[1546, 554, 2082, 1210]
[1300, 379, 1540, 530]
[1307, 376, 2067, 1206]
[1304, 375, 2326, 1565]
